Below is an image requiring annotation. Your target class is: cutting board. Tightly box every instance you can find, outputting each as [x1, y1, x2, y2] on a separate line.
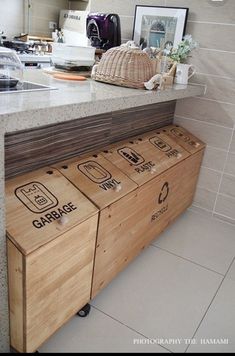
[52, 73, 87, 81]
[43, 67, 90, 78]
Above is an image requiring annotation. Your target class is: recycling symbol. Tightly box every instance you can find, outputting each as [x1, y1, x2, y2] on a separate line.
[158, 182, 169, 204]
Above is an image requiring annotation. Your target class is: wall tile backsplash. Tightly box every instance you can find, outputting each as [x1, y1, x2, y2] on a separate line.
[90, 0, 235, 224]
[28, 0, 69, 37]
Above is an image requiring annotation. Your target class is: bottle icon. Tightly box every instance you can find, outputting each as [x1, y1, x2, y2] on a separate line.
[118, 147, 145, 166]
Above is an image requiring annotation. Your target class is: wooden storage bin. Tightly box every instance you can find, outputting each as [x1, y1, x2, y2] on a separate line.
[101, 132, 190, 184]
[159, 124, 205, 154]
[55, 126, 205, 299]
[6, 167, 99, 353]
[53, 155, 138, 297]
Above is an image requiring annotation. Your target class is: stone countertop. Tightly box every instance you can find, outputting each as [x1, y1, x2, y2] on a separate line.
[0, 70, 205, 133]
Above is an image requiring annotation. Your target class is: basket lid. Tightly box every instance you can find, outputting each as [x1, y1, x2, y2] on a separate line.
[92, 45, 156, 89]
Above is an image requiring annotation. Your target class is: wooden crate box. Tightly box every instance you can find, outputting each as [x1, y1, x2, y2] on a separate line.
[6, 168, 99, 353]
[55, 125, 205, 298]
[93, 150, 204, 296]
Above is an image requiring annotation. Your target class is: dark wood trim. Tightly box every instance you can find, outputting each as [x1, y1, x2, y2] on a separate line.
[5, 101, 175, 179]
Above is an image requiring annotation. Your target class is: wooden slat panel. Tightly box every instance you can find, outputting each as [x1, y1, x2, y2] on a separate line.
[5, 114, 112, 179]
[25, 215, 98, 352]
[5, 102, 175, 179]
[111, 101, 175, 142]
[7, 240, 24, 353]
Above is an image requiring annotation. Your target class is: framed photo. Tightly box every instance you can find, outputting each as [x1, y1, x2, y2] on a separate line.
[133, 5, 188, 50]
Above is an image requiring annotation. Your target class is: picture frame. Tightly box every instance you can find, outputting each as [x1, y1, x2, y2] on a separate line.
[132, 5, 188, 50]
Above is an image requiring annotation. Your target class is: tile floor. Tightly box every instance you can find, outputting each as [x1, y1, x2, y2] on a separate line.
[39, 209, 235, 353]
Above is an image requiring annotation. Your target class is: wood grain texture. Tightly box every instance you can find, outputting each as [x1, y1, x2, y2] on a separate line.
[5, 102, 175, 179]
[6, 167, 98, 255]
[24, 215, 98, 352]
[101, 134, 189, 187]
[53, 154, 138, 210]
[7, 240, 24, 353]
[92, 149, 204, 298]
[7, 215, 98, 353]
[160, 124, 206, 154]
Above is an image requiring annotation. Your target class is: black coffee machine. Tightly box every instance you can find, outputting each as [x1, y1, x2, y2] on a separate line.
[86, 13, 121, 50]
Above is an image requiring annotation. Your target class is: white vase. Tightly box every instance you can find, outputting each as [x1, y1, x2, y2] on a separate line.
[174, 63, 196, 85]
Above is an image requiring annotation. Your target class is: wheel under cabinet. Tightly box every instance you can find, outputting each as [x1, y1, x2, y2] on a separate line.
[77, 303, 91, 317]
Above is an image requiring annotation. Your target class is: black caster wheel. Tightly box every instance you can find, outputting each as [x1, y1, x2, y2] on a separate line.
[77, 303, 91, 317]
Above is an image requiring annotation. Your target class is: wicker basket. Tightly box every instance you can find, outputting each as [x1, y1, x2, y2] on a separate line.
[91, 46, 156, 89]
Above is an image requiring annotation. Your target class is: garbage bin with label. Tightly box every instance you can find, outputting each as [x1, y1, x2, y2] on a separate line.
[6, 167, 99, 353]
[55, 126, 205, 299]
[54, 154, 140, 298]
[99, 127, 205, 288]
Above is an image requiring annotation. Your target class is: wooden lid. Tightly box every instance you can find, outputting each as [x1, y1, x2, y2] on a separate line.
[160, 125, 206, 154]
[53, 154, 138, 210]
[136, 130, 190, 168]
[6, 167, 98, 255]
[101, 137, 180, 186]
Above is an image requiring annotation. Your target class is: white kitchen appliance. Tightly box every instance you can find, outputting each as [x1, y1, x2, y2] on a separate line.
[18, 54, 52, 69]
[59, 10, 89, 46]
[52, 10, 95, 71]
[51, 43, 95, 71]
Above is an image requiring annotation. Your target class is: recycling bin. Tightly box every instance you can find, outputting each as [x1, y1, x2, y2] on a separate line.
[53, 154, 139, 298]
[6, 167, 99, 353]
[55, 125, 205, 299]
[159, 124, 204, 154]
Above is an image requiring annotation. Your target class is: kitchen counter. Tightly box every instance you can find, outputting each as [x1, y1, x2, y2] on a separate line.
[0, 69, 205, 352]
[0, 70, 205, 133]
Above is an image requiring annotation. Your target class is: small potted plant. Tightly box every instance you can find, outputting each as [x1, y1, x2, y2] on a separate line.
[166, 35, 198, 84]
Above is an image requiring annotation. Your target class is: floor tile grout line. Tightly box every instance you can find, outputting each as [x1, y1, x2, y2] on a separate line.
[199, 47, 235, 54]
[189, 206, 235, 227]
[199, 166, 235, 178]
[201, 145, 228, 153]
[195, 94, 235, 106]
[187, 20, 235, 26]
[90, 305, 173, 353]
[185, 257, 235, 352]
[189, 205, 213, 215]
[212, 127, 235, 215]
[212, 212, 235, 226]
[200, 165, 223, 175]
[196, 96, 235, 107]
[195, 72, 235, 81]
[174, 114, 233, 131]
[196, 184, 217, 194]
[150, 245, 225, 277]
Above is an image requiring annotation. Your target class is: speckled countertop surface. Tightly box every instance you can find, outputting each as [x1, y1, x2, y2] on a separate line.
[0, 70, 205, 133]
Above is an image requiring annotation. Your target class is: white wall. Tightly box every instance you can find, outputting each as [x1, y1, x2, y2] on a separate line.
[26, 0, 69, 37]
[0, 0, 69, 39]
[0, 0, 24, 38]
[68, 0, 90, 11]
